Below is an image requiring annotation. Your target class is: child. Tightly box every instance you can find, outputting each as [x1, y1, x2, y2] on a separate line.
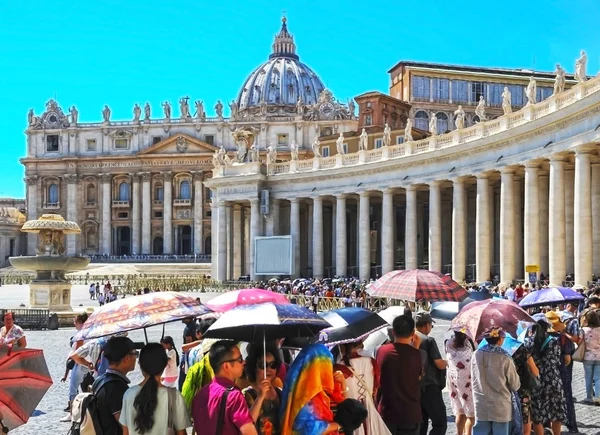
[98, 293, 105, 306]
[160, 336, 180, 388]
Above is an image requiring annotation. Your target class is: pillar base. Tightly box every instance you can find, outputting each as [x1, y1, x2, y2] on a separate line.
[29, 281, 73, 311]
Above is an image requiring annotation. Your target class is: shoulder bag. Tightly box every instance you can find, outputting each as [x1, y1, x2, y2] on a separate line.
[215, 387, 234, 435]
[572, 331, 586, 362]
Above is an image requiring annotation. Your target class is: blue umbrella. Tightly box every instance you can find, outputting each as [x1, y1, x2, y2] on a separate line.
[518, 287, 584, 309]
[479, 334, 523, 356]
[318, 307, 389, 346]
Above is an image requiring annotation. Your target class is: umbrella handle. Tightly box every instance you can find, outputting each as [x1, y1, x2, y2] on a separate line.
[144, 328, 149, 344]
[263, 330, 266, 380]
[0, 420, 8, 434]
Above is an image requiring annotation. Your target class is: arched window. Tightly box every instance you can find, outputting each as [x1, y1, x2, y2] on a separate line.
[86, 183, 96, 204]
[153, 237, 163, 255]
[436, 112, 449, 134]
[414, 111, 429, 131]
[48, 184, 59, 204]
[118, 182, 130, 201]
[180, 180, 191, 200]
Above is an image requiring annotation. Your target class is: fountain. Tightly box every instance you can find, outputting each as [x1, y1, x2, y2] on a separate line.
[9, 213, 90, 311]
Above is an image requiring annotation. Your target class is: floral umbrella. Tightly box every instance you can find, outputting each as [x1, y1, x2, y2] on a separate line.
[518, 286, 585, 309]
[205, 288, 290, 312]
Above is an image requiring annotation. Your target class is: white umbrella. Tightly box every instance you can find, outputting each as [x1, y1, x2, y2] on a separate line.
[361, 306, 407, 357]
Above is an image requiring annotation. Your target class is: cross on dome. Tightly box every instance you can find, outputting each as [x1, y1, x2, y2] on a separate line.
[271, 15, 297, 59]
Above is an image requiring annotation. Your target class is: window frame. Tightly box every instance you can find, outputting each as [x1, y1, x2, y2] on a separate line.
[277, 133, 289, 147]
[46, 135, 59, 152]
[322, 146, 330, 157]
[114, 138, 129, 150]
[86, 139, 97, 151]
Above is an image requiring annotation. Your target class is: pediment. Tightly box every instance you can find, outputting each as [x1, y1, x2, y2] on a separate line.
[139, 134, 218, 155]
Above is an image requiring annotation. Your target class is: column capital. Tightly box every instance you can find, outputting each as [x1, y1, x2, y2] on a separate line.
[336, 193, 348, 200]
[550, 153, 569, 162]
[359, 191, 371, 198]
[233, 203, 243, 211]
[311, 195, 324, 203]
[524, 159, 544, 169]
[404, 185, 417, 192]
[452, 176, 469, 185]
[250, 197, 260, 205]
[574, 145, 597, 155]
[429, 180, 443, 187]
[99, 173, 112, 183]
[290, 197, 301, 204]
[191, 170, 203, 181]
[500, 166, 517, 175]
[24, 175, 38, 186]
[131, 173, 142, 182]
[382, 187, 395, 195]
[140, 172, 152, 182]
[63, 174, 78, 184]
[161, 171, 173, 182]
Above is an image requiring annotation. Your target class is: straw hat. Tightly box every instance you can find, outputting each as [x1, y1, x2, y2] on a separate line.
[545, 311, 566, 332]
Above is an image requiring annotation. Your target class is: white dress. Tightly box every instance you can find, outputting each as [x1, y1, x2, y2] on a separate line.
[343, 356, 392, 435]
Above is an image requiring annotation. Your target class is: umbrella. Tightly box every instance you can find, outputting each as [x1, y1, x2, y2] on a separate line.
[74, 292, 212, 341]
[451, 299, 534, 342]
[205, 288, 290, 312]
[478, 334, 523, 356]
[366, 269, 469, 302]
[318, 307, 388, 346]
[0, 348, 53, 431]
[361, 306, 408, 357]
[518, 287, 585, 309]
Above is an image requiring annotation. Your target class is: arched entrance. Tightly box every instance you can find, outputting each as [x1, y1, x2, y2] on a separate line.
[116, 226, 131, 255]
[153, 237, 163, 255]
[204, 235, 211, 255]
[177, 225, 192, 255]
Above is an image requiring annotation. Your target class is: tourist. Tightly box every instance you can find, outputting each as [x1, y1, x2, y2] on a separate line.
[445, 329, 475, 435]
[96, 282, 101, 299]
[59, 313, 88, 422]
[179, 317, 200, 390]
[0, 311, 27, 349]
[333, 340, 391, 435]
[120, 343, 191, 434]
[92, 336, 137, 435]
[572, 310, 600, 404]
[98, 293, 105, 306]
[376, 309, 423, 435]
[579, 296, 600, 327]
[525, 319, 566, 435]
[511, 340, 539, 435]
[104, 280, 112, 297]
[415, 311, 447, 435]
[89, 282, 96, 300]
[471, 327, 520, 435]
[160, 336, 180, 388]
[242, 344, 283, 435]
[192, 340, 257, 435]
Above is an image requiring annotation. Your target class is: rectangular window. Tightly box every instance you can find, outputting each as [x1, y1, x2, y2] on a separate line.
[86, 139, 97, 151]
[343, 143, 348, 154]
[411, 76, 430, 100]
[375, 139, 382, 148]
[114, 138, 129, 149]
[431, 78, 450, 101]
[452, 80, 469, 103]
[366, 102, 372, 108]
[9, 239, 15, 257]
[470, 81, 487, 103]
[488, 84, 503, 107]
[117, 212, 128, 219]
[509, 85, 525, 107]
[537, 86, 553, 102]
[204, 135, 214, 145]
[364, 115, 372, 125]
[322, 146, 330, 157]
[277, 134, 288, 146]
[155, 186, 164, 202]
[152, 136, 162, 145]
[396, 136, 404, 145]
[46, 135, 59, 152]
[154, 211, 163, 218]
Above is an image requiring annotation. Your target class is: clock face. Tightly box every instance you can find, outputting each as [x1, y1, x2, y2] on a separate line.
[319, 102, 334, 116]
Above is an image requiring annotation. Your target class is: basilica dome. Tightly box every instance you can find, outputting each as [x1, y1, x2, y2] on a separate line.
[236, 17, 326, 114]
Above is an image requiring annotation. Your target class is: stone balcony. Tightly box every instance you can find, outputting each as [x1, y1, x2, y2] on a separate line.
[173, 199, 192, 206]
[42, 202, 60, 210]
[112, 200, 130, 208]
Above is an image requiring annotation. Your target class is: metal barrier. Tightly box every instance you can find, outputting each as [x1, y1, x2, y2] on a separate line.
[86, 254, 211, 263]
[284, 295, 407, 313]
[0, 308, 50, 330]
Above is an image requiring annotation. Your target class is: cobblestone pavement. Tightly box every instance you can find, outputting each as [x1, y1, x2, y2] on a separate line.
[3, 286, 599, 434]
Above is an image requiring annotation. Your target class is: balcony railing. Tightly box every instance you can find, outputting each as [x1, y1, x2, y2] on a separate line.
[153, 200, 163, 205]
[112, 200, 130, 207]
[43, 202, 60, 209]
[173, 199, 191, 206]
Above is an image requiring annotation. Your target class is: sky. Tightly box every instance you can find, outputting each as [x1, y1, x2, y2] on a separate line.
[1, 0, 599, 198]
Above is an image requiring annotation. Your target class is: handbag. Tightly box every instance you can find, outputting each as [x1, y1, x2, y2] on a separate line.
[572, 333, 586, 362]
[520, 362, 540, 390]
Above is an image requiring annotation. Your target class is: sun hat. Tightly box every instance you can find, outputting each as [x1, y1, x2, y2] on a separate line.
[544, 311, 566, 332]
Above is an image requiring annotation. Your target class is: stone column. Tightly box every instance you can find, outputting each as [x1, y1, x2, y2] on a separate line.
[549, 156, 566, 285]
[476, 174, 490, 282]
[250, 198, 261, 280]
[574, 149, 593, 286]
[217, 201, 227, 281]
[312, 196, 324, 279]
[336, 194, 348, 277]
[381, 189, 395, 275]
[141, 172, 152, 254]
[500, 168, 515, 284]
[592, 164, 600, 277]
[162, 171, 173, 254]
[359, 192, 371, 281]
[539, 174, 550, 277]
[565, 169, 575, 274]
[524, 163, 540, 281]
[452, 178, 467, 282]
[25, 176, 38, 255]
[233, 204, 243, 279]
[429, 181, 442, 272]
[405, 186, 418, 270]
[65, 174, 79, 255]
[131, 174, 141, 255]
[100, 173, 112, 255]
[290, 198, 301, 278]
[514, 177, 524, 279]
[192, 172, 204, 254]
[266, 199, 280, 236]
[210, 201, 217, 278]
[226, 204, 233, 279]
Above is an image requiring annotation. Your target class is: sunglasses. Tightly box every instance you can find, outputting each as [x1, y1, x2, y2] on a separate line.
[258, 361, 279, 370]
[221, 355, 244, 365]
[129, 350, 139, 357]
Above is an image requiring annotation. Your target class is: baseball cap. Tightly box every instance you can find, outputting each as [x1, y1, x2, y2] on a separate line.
[414, 311, 436, 324]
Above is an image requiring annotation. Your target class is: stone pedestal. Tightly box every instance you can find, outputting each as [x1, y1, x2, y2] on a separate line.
[30, 281, 73, 311]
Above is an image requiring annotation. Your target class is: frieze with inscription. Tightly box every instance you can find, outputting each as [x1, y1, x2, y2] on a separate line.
[68, 158, 212, 169]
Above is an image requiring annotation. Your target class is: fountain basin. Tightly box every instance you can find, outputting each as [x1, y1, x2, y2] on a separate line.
[10, 256, 90, 279]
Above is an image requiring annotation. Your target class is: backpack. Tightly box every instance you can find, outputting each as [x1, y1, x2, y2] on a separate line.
[67, 374, 123, 435]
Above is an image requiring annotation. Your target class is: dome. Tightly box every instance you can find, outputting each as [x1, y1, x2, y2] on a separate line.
[236, 17, 326, 113]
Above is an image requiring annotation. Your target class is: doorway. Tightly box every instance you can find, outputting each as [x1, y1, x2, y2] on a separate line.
[178, 225, 192, 255]
[116, 226, 131, 256]
[204, 235, 211, 255]
[153, 237, 163, 255]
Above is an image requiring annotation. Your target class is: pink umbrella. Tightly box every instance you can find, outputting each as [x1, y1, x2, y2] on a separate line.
[205, 288, 290, 312]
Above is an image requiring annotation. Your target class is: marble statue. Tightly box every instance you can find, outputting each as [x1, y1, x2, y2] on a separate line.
[133, 103, 141, 121]
[267, 144, 277, 164]
[260, 99, 267, 116]
[28, 108, 36, 126]
[336, 132, 346, 155]
[405, 119, 414, 141]
[296, 97, 303, 115]
[290, 140, 299, 161]
[348, 99, 356, 117]
[525, 77, 537, 106]
[429, 114, 438, 136]
[359, 128, 368, 151]
[212, 146, 230, 167]
[232, 128, 254, 163]
[69, 106, 79, 124]
[229, 100, 238, 120]
[102, 105, 111, 123]
[575, 50, 587, 84]
[249, 145, 259, 162]
[144, 103, 151, 120]
[553, 64, 566, 95]
[454, 106, 465, 130]
[215, 100, 224, 118]
[162, 101, 172, 120]
[501, 87, 512, 115]
[382, 123, 391, 147]
[194, 100, 205, 119]
[475, 96, 486, 121]
[312, 137, 322, 157]
[179, 97, 190, 118]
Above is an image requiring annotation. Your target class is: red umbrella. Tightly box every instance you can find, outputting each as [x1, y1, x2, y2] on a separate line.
[450, 299, 534, 341]
[205, 288, 290, 312]
[0, 347, 53, 431]
[366, 269, 469, 302]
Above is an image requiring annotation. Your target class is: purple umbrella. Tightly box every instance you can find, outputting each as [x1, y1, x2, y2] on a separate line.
[518, 286, 584, 309]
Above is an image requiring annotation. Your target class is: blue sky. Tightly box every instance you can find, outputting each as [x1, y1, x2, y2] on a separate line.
[1, 0, 599, 198]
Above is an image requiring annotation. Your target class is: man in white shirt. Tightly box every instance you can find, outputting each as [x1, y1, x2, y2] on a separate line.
[504, 286, 516, 302]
